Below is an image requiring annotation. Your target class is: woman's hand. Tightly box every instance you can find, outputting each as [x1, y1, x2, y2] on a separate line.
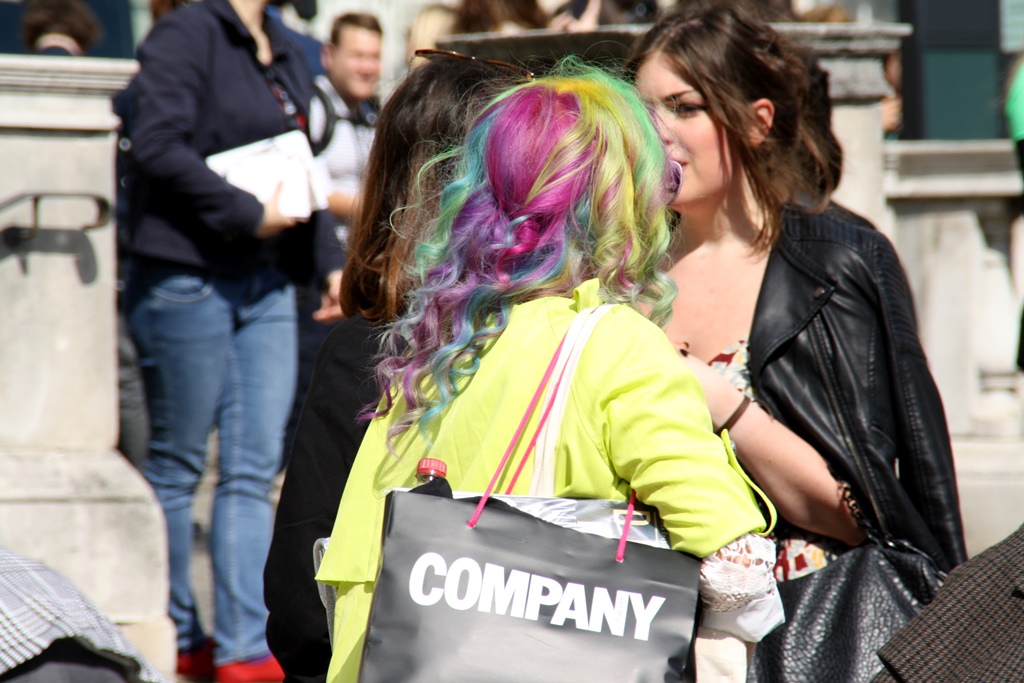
[680, 353, 866, 547]
[255, 183, 298, 239]
[327, 191, 359, 221]
[313, 269, 345, 323]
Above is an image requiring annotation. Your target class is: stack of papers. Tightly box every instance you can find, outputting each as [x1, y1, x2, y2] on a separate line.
[206, 130, 331, 220]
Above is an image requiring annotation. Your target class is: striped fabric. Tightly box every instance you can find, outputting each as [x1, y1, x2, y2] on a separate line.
[309, 75, 375, 252]
[873, 524, 1024, 682]
[0, 548, 169, 682]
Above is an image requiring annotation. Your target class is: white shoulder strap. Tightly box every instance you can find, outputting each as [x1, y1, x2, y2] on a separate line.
[528, 304, 616, 497]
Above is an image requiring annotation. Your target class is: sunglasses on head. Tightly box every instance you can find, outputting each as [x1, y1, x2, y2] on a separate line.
[412, 48, 535, 81]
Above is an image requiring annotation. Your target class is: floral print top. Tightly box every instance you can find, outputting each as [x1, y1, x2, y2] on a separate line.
[707, 339, 852, 581]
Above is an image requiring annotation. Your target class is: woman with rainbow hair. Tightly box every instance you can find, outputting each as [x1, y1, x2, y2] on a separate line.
[315, 62, 782, 682]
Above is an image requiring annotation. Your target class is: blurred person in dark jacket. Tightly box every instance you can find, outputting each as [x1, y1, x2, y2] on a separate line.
[122, 0, 341, 679]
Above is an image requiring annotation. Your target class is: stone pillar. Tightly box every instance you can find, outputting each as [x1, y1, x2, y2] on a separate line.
[885, 141, 1024, 438]
[896, 207, 986, 436]
[782, 22, 911, 236]
[0, 55, 175, 675]
[885, 139, 1024, 554]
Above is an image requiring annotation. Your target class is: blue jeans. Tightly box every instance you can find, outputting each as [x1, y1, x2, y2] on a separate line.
[126, 262, 297, 666]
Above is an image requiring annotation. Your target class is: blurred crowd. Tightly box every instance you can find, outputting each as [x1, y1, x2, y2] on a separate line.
[6, 1, 1018, 683]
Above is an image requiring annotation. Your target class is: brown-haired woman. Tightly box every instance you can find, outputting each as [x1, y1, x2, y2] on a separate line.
[629, 3, 966, 674]
[264, 54, 520, 683]
[20, 0, 101, 55]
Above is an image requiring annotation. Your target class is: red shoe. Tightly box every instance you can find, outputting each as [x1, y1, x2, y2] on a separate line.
[215, 655, 285, 683]
[177, 639, 215, 681]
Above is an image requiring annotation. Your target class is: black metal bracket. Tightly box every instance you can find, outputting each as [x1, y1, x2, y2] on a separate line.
[0, 192, 111, 240]
[0, 193, 110, 282]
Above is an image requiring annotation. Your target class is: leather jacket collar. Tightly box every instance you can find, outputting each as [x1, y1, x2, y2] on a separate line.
[749, 218, 835, 385]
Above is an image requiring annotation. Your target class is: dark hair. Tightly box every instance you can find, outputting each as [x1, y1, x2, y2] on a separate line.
[452, 0, 548, 34]
[628, 3, 836, 249]
[799, 4, 852, 22]
[804, 56, 844, 192]
[330, 12, 383, 46]
[150, 0, 189, 21]
[339, 57, 517, 323]
[21, 0, 102, 52]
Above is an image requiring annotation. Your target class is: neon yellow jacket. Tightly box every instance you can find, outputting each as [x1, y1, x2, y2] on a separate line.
[317, 279, 774, 683]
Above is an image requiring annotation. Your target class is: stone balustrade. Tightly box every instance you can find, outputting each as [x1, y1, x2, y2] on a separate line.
[885, 139, 1024, 554]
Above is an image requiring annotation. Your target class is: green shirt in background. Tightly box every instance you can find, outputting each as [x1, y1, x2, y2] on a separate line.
[1005, 63, 1024, 142]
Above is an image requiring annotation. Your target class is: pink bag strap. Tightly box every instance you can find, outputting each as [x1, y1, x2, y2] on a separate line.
[465, 308, 640, 561]
[466, 331, 570, 529]
[616, 491, 638, 563]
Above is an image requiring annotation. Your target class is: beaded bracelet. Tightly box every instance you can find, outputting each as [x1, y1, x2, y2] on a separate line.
[838, 480, 868, 529]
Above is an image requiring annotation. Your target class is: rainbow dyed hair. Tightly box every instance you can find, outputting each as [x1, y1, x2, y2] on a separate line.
[377, 60, 676, 441]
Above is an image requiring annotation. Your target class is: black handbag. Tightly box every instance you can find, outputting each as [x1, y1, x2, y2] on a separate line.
[748, 536, 944, 683]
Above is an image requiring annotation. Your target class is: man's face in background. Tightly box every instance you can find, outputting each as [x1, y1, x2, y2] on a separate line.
[323, 25, 382, 105]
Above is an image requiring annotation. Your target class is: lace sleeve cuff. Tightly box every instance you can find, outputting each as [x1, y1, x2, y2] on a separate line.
[700, 590, 785, 642]
[697, 532, 783, 642]
[700, 533, 777, 611]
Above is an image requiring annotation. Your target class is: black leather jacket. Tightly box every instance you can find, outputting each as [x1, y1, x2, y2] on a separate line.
[748, 208, 968, 573]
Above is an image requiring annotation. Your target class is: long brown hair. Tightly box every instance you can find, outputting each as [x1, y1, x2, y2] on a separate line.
[628, 3, 838, 250]
[339, 57, 517, 323]
[452, 0, 548, 34]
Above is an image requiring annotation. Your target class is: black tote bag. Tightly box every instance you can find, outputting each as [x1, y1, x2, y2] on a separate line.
[359, 486, 701, 683]
[748, 539, 943, 683]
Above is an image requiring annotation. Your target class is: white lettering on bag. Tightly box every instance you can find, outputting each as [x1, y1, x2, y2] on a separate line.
[406, 553, 666, 641]
[630, 592, 666, 641]
[550, 582, 590, 630]
[589, 587, 629, 636]
[409, 552, 446, 606]
[478, 563, 529, 617]
[524, 574, 563, 620]
[444, 557, 483, 610]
